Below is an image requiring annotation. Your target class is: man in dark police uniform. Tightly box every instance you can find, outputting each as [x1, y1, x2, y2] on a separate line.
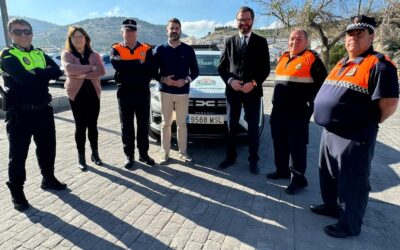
[0, 18, 67, 212]
[312, 15, 399, 237]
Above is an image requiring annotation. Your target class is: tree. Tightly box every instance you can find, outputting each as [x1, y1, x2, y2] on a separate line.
[329, 43, 346, 69]
[375, 0, 400, 66]
[253, 0, 387, 69]
[253, 0, 297, 29]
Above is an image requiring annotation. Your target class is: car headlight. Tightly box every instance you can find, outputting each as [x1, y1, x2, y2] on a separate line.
[151, 89, 160, 102]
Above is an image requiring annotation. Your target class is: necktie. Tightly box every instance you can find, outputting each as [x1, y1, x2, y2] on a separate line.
[241, 36, 248, 54]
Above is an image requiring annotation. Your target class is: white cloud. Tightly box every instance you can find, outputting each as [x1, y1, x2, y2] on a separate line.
[89, 12, 99, 18]
[105, 6, 122, 17]
[224, 20, 236, 28]
[261, 20, 284, 30]
[181, 20, 222, 38]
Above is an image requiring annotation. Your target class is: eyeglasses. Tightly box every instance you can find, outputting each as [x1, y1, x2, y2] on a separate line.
[11, 29, 33, 36]
[236, 18, 252, 24]
[71, 35, 86, 40]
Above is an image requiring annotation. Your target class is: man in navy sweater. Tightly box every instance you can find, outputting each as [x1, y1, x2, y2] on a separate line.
[153, 18, 199, 164]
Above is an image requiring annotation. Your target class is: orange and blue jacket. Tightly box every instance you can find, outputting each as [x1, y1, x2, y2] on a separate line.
[273, 50, 327, 107]
[314, 47, 399, 138]
[110, 42, 153, 90]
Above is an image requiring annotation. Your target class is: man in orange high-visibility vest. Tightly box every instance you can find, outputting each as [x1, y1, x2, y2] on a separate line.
[111, 19, 155, 169]
[267, 28, 327, 195]
[312, 15, 399, 238]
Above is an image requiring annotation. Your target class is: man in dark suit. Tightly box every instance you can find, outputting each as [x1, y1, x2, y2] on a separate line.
[218, 6, 270, 174]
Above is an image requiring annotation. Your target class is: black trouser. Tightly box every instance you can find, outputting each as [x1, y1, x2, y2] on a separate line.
[69, 81, 100, 154]
[319, 128, 377, 235]
[270, 103, 313, 181]
[117, 88, 150, 158]
[6, 106, 56, 186]
[225, 91, 260, 164]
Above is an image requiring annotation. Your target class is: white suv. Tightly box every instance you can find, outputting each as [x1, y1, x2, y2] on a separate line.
[149, 49, 264, 140]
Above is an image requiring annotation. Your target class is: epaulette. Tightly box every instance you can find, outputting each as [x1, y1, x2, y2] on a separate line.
[372, 51, 396, 68]
[0, 47, 11, 58]
[372, 52, 385, 61]
[309, 50, 320, 58]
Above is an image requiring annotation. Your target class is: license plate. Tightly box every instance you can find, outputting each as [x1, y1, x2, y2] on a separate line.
[187, 115, 225, 124]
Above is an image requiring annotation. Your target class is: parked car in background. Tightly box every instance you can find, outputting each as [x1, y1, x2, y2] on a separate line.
[48, 53, 62, 67]
[100, 54, 115, 82]
[149, 47, 265, 140]
[49, 53, 115, 84]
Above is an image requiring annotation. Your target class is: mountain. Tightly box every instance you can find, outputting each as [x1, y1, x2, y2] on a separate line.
[34, 17, 177, 53]
[1, 16, 184, 53]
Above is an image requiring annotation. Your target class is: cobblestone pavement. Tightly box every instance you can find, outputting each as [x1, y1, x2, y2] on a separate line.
[0, 84, 399, 249]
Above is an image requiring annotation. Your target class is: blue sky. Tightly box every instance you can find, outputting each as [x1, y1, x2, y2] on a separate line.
[7, 0, 276, 38]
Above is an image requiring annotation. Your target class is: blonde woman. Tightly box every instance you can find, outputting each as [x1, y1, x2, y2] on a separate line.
[62, 26, 105, 171]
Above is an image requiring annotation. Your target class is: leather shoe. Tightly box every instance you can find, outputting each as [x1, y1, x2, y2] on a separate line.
[324, 224, 354, 238]
[285, 179, 308, 195]
[124, 158, 135, 169]
[41, 178, 67, 191]
[13, 200, 30, 212]
[219, 158, 235, 169]
[6, 182, 30, 211]
[310, 204, 338, 218]
[91, 150, 103, 166]
[78, 154, 87, 171]
[249, 163, 259, 175]
[266, 171, 290, 180]
[139, 154, 155, 166]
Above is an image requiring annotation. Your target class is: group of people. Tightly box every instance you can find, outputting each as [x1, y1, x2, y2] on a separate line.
[1, 5, 398, 239]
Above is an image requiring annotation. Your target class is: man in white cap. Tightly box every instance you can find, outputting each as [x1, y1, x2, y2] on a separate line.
[312, 15, 399, 238]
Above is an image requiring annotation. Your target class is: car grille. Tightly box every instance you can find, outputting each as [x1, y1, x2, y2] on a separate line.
[188, 98, 226, 115]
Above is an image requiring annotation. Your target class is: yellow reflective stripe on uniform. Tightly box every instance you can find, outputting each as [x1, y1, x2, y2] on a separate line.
[8, 47, 46, 71]
[275, 75, 314, 83]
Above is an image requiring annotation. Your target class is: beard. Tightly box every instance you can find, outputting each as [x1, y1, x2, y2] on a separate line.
[169, 32, 181, 41]
[238, 23, 252, 34]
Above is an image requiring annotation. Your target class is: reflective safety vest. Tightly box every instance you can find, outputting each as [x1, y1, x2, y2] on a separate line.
[6, 46, 47, 71]
[324, 53, 394, 95]
[275, 50, 316, 84]
[112, 42, 151, 61]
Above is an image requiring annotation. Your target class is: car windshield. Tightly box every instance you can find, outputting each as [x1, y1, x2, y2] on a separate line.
[196, 54, 219, 76]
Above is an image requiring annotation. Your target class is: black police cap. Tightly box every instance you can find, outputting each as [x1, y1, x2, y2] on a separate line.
[122, 19, 137, 31]
[346, 15, 376, 33]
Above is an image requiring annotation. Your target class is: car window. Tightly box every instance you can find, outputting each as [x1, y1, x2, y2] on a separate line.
[196, 54, 219, 76]
[102, 55, 111, 64]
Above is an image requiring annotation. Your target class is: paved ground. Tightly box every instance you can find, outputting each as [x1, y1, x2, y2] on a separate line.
[0, 84, 399, 250]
